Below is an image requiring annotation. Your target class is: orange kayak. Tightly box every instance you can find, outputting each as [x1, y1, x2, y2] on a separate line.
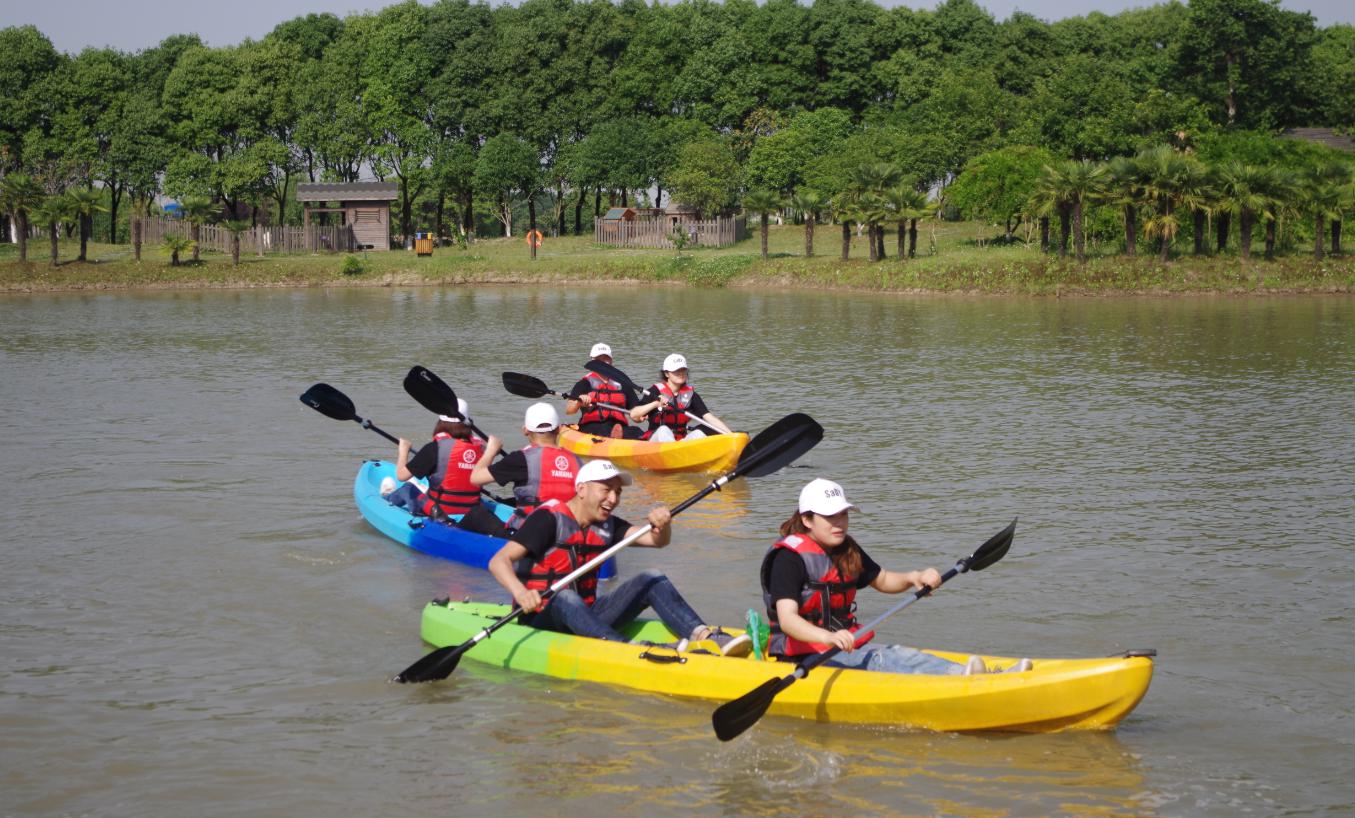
[557, 426, 750, 474]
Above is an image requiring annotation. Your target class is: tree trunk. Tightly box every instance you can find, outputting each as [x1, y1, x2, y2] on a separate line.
[528, 199, 538, 260]
[109, 186, 122, 244]
[79, 214, 90, 261]
[841, 221, 851, 260]
[1332, 220, 1342, 255]
[1123, 204, 1136, 256]
[48, 223, 59, 267]
[594, 186, 601, 218]
[866, 222, 878, 261]
[805, 214, 815, 257]
[1263, 219, 1275, 260]
[876, 224, 886, 259]
[1074, 200, 1086, 263]
[1314, 214, 1325, 260]
[1158, 199, 1171, 262]
[400, 178, 412, 248]
[574, 187, 585, 236]
[231, 232, 240, 266]
[1216, 211, 1230, 253]
[191, 222, 201, 263]
[435, 191, 445, 246]
[1058, 206, 1070, 258]
[1039, 216, 1049, 254]
[132, 216, 142, 261]
[896, 221, 906, 259]
[461, 190, 475, 239]
[656, 186, 664, 209]
[1193, 209, 1206, 255]
[908, 219, 918, 258]
[759, 214, 769, 259]
[1239, 209, 1253, 262]
[17, 214, 29, 261]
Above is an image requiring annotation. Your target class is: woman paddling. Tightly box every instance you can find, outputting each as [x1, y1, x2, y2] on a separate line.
[761, 478, 1030, 675]
[631, 353, 732, 442]
[383, 402, 486, 522]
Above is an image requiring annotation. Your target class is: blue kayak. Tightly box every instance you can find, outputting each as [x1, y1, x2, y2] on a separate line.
[353, 460, 617, 578]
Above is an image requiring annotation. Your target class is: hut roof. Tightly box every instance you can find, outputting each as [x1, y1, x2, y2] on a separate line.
[296, 181, 399, 202]
[1281, 128, 1355, 154]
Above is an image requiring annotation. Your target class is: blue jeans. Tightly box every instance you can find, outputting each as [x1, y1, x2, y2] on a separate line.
[386, 483, 428, 513]
[525, 568, 705, 643]
[819, 644, 965, 675]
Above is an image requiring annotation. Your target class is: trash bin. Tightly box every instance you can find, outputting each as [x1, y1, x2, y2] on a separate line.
[414, 232, 434, 257]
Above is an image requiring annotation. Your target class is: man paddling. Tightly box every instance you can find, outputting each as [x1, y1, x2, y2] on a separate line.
[487, 459, 740, 651]
[462, 402, 581, 538]
[565, 342, 643, 439]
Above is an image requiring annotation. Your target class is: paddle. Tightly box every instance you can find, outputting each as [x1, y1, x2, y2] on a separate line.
[403, 365, 494, 443]
[299, 383, 402, 445]
[582, 358, 726, 436]
[710, 518, 1017, 742]
[392, 411, 825, 684]
[501, 371, 632, 423]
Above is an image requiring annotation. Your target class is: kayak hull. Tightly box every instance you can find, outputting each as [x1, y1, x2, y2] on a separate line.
[353, 460, 617, 577]
[417, 600, 1153, 733]
[558, 426, 749, 474]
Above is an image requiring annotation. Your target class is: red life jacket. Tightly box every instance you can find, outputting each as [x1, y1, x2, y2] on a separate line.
[514, 500, 614, 607]
[642, 382, 694, 441]
[418, 434, 485, 519]
[759, 533, 871, 656]
[579, 371, 629, 426]
[506, 445, 580, 529]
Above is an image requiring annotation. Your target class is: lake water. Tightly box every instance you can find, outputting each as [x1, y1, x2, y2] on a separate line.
[2, 286, 1352, 817]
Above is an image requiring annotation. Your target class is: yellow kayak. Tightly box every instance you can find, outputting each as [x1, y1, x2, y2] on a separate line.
[418, 600, 1154, 733]
[557, 426, 750, 474]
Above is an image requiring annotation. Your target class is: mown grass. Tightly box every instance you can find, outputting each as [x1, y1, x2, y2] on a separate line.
[3, 221, 1353, 295]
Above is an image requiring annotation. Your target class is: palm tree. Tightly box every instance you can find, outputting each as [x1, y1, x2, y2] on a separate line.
[1104, 156, 1146, 257]
[0, 173, 45, 263]
[1301, 163, 1346, 261]
[1215, 162, 1274, 263]
[30, 195, 74, 268]
[831, 195, 858, 261]
[857, 194, 892, 261]
[1030, 164, 1073, 258]
[847, 162, 902, 262]
[1062, 160, 1107, 263]
[789, 189, 826, 257]
[66, 188, 107, 262]
[742, 189, 784, 260]
[1326, 163, 1353, 255]
[160, 233, 194, 267]
[898, 190, 931, 258]
[181, 196, 216, 264]
[224, 220, 251, 266]
[1138, 146, 1200, 262]
[1184, 162, 1215, 256]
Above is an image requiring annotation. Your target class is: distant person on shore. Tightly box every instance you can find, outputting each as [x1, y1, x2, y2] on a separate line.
[566, 342, 643, 439]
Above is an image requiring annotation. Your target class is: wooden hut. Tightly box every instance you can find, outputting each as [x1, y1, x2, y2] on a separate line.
[296, 182, 397, 251]
[597, 207, 637, 244]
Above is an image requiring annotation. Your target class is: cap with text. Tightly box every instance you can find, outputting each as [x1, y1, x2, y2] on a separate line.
[798, 478, 860, 516]
[590, 342, 612, 358]
[574, 459, 633, 488]
[662, 353, 688, 372]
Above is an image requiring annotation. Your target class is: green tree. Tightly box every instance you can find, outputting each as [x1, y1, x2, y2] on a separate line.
[742, 189, 784, 259]
[30, 194, 73, 268]
[788, 188, 826, 257]
[666, 138, 741, 217]
[0, 26, 60, 174]
[0, 172, 44, 261]
[223, 219, 251, 266]
[160, 232, 194, 266]
[66, 187, 106, 262]
[180, 196, 216, 263]
[1138, 146, 1204, 262]
[474, 133, 539, 237]
[946, 146, 1056, 242]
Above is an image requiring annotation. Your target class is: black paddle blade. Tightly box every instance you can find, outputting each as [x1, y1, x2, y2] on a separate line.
[404, 365, 459, 417]
[583, 358, 641, 395]
[736, 413, 824, 479]
[393, 642, 466, 684]
[712, 675, 791, 742]
[300, 383, 357, 421]
[965, 517, 1017, 572]
[502, 372, 549, 399]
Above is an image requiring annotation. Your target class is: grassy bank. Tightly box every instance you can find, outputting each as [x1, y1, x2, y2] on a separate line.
[4, 220, 1354, 295]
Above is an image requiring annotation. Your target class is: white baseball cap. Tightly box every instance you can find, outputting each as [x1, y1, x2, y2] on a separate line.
[798, 478, 859, 515]
[438, 398, 471, 423]
[574, 459, 633, 488]
[662, 353, 688, 372]
[590, 342, 612, 358]
[523, 402, 559, 432]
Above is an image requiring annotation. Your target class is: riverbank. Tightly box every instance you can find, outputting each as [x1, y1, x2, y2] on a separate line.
[4, 222, 1354, 295]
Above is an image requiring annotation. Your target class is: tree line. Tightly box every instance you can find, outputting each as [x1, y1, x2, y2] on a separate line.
[1, 0, 1352, 266]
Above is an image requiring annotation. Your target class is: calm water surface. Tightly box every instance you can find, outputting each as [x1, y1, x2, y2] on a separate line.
[2, 286, 1352, 817]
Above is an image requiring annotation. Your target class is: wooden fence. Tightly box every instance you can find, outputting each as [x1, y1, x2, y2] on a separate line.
[139, 216, 357, 255]
[595, 216, 748, 249]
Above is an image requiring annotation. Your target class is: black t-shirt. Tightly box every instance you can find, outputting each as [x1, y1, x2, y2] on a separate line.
[765, 545, 882, 606]
[403, 440, 441, 478]
[512, 506, 633, 562]
[486, 449, 528, 486]
[569, 376, 637, 410]
[637, 385, 709, 422]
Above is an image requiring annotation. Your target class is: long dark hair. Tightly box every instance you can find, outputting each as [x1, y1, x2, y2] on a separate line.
[779, 510, 863, 579]
[433, 418, 473, 440]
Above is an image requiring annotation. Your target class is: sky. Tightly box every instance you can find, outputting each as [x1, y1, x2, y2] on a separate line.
[5, 0, 1353, 54]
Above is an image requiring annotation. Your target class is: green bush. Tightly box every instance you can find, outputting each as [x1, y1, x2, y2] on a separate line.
[339, 255, 365, 275]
